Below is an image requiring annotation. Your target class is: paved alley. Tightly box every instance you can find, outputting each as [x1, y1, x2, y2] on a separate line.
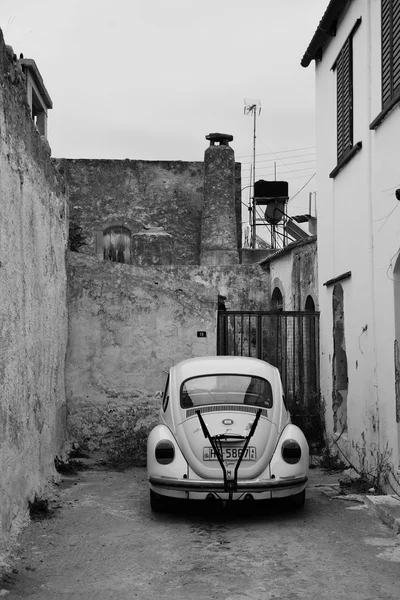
[1, 465, 400, 600]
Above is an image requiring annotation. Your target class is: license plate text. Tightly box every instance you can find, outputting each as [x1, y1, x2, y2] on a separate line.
[203, 446, 256, 461]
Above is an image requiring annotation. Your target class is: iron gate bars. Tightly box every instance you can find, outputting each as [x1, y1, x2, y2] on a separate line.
[217, 311, 320, 407]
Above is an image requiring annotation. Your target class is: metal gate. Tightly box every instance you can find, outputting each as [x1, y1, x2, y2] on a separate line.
[217, 311, 322, 448]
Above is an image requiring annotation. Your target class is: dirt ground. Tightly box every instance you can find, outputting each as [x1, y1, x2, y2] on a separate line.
[1, 463, 400, 600]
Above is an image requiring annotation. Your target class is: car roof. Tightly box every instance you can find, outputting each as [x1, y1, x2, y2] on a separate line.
[170, 356, 280, 382]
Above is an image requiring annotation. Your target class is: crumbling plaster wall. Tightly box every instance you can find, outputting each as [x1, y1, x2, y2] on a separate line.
[260, 238, 318, 310]
[57, 158, 242, 265]
[0, 32, 68, 551]
[66, 252, 269, 451]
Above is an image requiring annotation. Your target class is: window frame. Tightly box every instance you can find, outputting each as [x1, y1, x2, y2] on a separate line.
[330, 18, 362, 177]
[162, 375, 170, 412]
[336, 35, 354, 162]
[103, 224, 131, 264]
[370, 0, 400, 129]
[180, 373, 273, 409]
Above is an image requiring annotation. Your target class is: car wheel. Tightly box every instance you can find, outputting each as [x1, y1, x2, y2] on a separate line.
[288, 489, 306, 509]
[150, 489, 167, 512]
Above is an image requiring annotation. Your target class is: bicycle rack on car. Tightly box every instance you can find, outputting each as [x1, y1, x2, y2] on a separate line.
[196, 408, 262, 501]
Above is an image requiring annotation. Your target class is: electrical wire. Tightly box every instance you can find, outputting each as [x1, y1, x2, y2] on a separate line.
[374, 203, 399, 231]
[256, 137, 313, 180]
[381, 183, 400, 193]
[385, 248, 400, 281]
[241, 157, 316, 167]
[243, 166, 316, 178]
[240, 151, 316, 165]
[236, 145, 315, 160]
[288, 173, 316, 203]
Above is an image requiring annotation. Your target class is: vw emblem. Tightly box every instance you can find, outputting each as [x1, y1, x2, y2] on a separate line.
[222, 418, 234, 426]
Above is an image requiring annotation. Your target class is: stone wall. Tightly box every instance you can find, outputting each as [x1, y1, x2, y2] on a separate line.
[0, 32, 68, 553]
[66, 252, 269, 453]
[57, 158, 242, 265]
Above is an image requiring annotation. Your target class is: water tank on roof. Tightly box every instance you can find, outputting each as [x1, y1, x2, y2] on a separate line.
[254, 180, 288, 198]
[254, 180, 288, 225]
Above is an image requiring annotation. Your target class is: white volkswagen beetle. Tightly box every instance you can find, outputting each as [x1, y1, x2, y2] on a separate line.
[147, 356, 309, 511]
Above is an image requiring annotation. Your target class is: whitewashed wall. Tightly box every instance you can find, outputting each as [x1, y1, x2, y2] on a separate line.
[314, 0, 400, 484]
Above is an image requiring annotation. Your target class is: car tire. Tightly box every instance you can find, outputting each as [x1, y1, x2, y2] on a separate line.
[288, 489, 306, 509]
[150, 489, 167, 512]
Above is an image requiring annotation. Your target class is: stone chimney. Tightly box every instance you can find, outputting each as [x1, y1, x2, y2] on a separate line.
[200, 133, 239, 266]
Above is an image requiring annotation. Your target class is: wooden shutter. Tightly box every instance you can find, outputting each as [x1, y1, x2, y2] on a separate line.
[382, 0, 400, 107]
[337, 37, 353, 161]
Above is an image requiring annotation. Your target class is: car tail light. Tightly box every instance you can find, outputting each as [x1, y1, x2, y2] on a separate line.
[155, 440, 175, 465]
[281, 439, 301, 464]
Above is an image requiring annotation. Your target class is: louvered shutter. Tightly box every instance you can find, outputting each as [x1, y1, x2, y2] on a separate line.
[382, 0, 400, 107]
[337, 37, 353, 161]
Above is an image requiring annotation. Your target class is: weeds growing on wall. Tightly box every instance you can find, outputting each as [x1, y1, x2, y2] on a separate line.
[54, 455, 88, 475]
[289, 392, 326, 455]
[68, 221, 87, 252]
[354, 441, 392, 494]
[106, 424, 149, 470]
[330, 434, 395, 495]
[29, 496, 53, 521]
[318, 445, 347, 471]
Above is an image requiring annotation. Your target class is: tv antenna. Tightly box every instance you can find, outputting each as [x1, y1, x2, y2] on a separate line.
[244, 99, 261, 248]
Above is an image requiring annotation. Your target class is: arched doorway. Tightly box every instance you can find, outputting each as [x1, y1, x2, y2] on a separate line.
[305, 295, 315, 311]
[304, 295, 317, 395]
[271, 287, 284, 311]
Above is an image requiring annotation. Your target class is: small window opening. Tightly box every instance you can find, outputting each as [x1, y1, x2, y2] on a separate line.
[103, 225, 131, 264]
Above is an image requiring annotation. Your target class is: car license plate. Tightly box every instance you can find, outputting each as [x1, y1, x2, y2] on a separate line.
[203, 446, 256, 461]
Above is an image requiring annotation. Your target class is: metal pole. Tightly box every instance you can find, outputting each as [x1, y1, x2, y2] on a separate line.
[252, 106, 257, 248]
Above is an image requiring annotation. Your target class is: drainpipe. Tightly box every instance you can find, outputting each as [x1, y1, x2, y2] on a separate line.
[365, 0, 380, 445]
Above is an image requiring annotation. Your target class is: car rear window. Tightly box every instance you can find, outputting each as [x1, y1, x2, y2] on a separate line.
[180, 374, 273, 409]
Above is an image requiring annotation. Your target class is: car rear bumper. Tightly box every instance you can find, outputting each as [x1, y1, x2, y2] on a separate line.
[148, 474, 308, 493]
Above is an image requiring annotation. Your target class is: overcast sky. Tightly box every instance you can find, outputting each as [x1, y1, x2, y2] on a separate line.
[1, 0, 324, 216]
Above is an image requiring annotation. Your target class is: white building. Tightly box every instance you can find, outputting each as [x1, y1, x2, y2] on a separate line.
[302, 0, 400, 492]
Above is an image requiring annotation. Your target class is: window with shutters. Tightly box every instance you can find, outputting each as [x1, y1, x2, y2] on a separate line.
[103, 225, 131, 264]
[336, 37, 353, 162]
[382, 0, 400, 107]
[330, 18, 362, 178]
[371, 1, 400, 128]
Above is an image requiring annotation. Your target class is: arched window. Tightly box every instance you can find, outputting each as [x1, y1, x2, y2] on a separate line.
[103, 226, 131, 264]
[305, 295, 315, 311]
[271, 287, 283, 311]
